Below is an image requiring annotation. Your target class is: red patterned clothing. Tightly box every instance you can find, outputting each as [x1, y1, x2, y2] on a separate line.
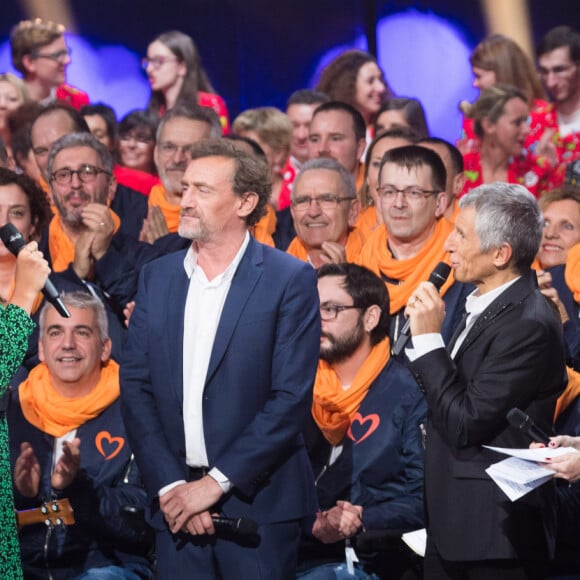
[198, 91, 230, 134]
[532, 101, 580, 166]
[277, 159, 296, 211]
[461, 150, 561, 198]
[55, 84, 89, 110]
[458, 99, 551, 155]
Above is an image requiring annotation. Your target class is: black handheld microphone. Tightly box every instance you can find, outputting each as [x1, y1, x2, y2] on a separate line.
[506, 408, 551, 445]
[392, 261, 452, 356]
[212, 515, 258, 536]
[0, 223, 71, 318]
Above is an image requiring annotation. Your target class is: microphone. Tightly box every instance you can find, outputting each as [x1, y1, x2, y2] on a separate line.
[392, 262, 452, 356]
[506, 408, 551, 445]
[0, 223, 71, 318]
[212, 515, 258, 536]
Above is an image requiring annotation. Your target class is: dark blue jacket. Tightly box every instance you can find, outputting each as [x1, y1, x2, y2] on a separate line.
[8, 389, 152, 579]
[300, 357, 427, 568]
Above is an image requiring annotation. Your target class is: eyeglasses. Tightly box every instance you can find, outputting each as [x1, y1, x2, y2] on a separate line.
[120, 132, 154, 144]
[291, 194, 354, 211]
[142, 56, 178, 70]
[376, 185, 439, 201]
[32, 48, 71, 62]
[320, 304, 361, 321]
[51, 164, 111, 185]
[157, 142, 193, 158]
[538, 64, 577, 78]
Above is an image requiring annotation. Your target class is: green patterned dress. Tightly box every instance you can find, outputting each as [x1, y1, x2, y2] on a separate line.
[0, 304, 35, 580]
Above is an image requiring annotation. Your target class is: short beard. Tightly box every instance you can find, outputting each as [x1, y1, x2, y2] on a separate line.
[320, 319, 365, 365]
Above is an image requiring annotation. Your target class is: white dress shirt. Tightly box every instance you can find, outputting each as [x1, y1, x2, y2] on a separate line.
[158, 232, 249, 497]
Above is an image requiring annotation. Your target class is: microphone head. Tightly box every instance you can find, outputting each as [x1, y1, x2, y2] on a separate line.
[237, 517, 258, 535]
[0, 223, 26, 256]
[428, 262, 452, 290]
[506, 408, 529, 430]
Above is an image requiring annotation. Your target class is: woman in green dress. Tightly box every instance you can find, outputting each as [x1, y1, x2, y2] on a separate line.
[0, 240, 49, 579]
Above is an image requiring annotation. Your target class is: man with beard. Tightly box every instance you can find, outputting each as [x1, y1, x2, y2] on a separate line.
[42, 132, 130, 359]
[298, 263, 426, 579]
[121, 139, 320, 579]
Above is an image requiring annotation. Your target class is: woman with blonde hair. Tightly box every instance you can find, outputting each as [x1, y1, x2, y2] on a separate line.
[461, 84, 561, 198]
[233, 107, 294, 211]
[0, 73, 28, 161]
[460, 34, 550, 155]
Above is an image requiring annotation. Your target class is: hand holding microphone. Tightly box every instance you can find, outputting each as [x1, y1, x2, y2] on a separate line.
[0, 223, 71, 318]
[393, 262, 451, 355]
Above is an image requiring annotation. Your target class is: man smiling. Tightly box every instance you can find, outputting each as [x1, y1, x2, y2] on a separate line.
[287, 158, 364, 267]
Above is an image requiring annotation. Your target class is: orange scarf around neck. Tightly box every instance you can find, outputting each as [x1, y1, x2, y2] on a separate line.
[19, 360, 120, 437]
[148, 184, 180, 233]
[355, 206, 380, 237]
[357, 218, 454, 313]
[312, 338, 390, 445]
[287, 227, 366, 263]
[565, 243, 580, 302]
[49, 210, 121, 273]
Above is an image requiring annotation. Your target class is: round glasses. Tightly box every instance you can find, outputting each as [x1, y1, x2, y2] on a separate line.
[51, 164, 111, 185]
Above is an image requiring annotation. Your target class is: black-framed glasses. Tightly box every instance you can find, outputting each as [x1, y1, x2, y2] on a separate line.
[51, 164, 111, 185]
[376, 185, 439, 201]
[320, 304, 361, 321]
[141, 56, 178, 70]
[32, 48, 71, 62]
[292, 194, 354, 212]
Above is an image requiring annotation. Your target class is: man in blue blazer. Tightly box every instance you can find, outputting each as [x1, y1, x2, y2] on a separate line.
[120, 139, 320, 579]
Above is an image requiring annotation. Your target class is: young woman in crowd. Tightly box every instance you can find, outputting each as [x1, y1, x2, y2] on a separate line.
[316, 50, 391, 138]
[459, 34, 550, 155]
[144, 30, 229, 133]
[461, 83, 561, 198]
[374, 97, 429, 138]
[115, 110, 159, 195]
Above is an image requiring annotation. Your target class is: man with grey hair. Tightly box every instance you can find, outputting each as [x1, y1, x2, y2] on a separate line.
[405, 183, 567, 577]
[287, 157, 363, 267]
[8, 291, 152, 579]
[141, 104, 221, 244]
[41, 132, 133, 360]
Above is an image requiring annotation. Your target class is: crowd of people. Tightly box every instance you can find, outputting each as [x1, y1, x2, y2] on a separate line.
[0, 15, 580, 580]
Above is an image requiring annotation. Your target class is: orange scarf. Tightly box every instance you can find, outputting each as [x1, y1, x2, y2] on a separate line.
[312, 338, 390, 445]
[251, 205, 276, 247]
[555, 366, 580, 420]
[287, 227, 366, 263]
[565, 243, 580, 302]
[49, 210, 121, 273]
[357, 218, 454, 313]
[355, 206, 380, 237]
[19, 360, 120, 437]
[148, 184, 180, 233]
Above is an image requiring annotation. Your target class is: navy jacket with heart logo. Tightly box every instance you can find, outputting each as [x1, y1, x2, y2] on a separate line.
[8, 387, 152, 579]
[299, 356, 427, 569]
